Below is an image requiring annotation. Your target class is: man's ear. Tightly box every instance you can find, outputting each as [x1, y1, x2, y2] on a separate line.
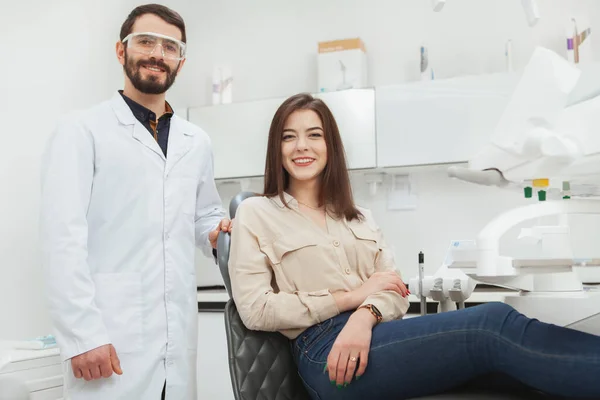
[116, 41, 125, 66]
[176, 58, 186, 74]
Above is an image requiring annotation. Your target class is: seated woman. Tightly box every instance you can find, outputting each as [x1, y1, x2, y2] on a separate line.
[228, 93, 600, 400]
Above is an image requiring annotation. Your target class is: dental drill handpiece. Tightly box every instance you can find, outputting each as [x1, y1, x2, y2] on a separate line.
[419, 252, 426, 316]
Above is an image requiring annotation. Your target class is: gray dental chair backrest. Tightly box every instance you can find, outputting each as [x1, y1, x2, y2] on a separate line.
[216, 191, 311, 400]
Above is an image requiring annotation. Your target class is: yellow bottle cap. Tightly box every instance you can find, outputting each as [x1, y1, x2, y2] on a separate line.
[532, 178, 549, 187]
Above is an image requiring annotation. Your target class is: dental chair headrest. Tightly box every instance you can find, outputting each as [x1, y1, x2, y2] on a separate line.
[229, 191, 257, 219]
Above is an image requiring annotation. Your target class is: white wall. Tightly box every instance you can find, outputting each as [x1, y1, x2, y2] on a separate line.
[0, 0, 187, 340]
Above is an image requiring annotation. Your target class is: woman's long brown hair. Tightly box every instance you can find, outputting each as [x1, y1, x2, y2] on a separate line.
[262, 93, 362, 221]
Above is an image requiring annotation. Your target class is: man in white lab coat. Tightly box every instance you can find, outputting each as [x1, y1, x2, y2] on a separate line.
[40, 4, 230, 399]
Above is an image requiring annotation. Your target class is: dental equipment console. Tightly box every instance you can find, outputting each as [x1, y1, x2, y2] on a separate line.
[409, 47, 600, 336]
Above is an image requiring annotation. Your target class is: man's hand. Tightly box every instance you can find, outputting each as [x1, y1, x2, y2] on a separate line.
[71, 344, 122, 381]
[209, 218, 232, 249]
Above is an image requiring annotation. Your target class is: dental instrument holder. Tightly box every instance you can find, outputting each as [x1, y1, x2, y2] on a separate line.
[408, 244, 476, 315]
[418, 252, 426, 315]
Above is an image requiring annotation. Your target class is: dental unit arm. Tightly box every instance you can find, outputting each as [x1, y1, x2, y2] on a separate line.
[410, 47, 600, 335]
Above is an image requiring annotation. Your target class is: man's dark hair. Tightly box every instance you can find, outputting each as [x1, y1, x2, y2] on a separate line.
[120, 4, 186, 43]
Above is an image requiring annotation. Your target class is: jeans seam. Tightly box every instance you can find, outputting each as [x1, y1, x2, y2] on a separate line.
[370, 328, 600, 363]
[297, 370, 323, 400]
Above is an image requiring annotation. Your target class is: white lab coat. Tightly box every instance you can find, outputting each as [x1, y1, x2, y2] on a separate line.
[40, 93, 226, 399]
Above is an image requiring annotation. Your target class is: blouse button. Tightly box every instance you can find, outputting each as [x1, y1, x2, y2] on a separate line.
[333, 240, 340, 247]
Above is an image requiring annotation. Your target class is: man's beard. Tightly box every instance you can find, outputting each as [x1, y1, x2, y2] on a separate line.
[124, 51, 179, 95]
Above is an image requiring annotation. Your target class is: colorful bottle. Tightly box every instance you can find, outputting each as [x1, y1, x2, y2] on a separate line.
[532, 178, 549, 201]
[562, 181, 571, 199]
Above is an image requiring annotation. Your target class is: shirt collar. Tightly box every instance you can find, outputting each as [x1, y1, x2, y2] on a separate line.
[270, 192, 298, 209]
[118, 90, 174, 122]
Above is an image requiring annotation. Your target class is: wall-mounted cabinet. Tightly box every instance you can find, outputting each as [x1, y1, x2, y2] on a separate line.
[316, 89, 377, 170]
[188, 97, 281, 179]
[375, 73, 520, 168]
[188, 89, 376, 179]
[188, 73, 530, 179]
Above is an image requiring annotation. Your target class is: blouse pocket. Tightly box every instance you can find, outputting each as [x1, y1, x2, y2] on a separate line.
[347, 223, 382, 274]
[259, 233, 319, 266]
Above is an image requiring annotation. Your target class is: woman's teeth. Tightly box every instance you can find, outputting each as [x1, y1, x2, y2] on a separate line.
[294, 158, 314, 165]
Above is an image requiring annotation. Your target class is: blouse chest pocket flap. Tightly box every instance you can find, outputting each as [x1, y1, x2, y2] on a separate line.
[347, 223, 382, 268]
[348, 223, 379, 243]
[260, 233, 319, 265]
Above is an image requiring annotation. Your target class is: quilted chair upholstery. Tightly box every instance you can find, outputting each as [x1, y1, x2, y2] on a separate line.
[217, 192, 311, 400]
[216, 192, 558, 400]
[224, 300, 310, 400]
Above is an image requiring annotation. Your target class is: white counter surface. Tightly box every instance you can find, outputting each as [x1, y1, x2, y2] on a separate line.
[197, 286, 521, 305]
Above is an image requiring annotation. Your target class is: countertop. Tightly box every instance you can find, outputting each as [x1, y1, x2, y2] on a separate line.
[197, 285, 522, 311]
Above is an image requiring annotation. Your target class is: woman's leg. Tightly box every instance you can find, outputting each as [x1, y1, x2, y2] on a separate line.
[293, 302, 600, 400]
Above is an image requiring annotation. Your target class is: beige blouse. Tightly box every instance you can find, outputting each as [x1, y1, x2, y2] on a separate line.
[228, 192, 409, 339]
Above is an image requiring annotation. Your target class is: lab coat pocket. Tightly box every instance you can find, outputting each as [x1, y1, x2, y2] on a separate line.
[92, 272, 143, 354]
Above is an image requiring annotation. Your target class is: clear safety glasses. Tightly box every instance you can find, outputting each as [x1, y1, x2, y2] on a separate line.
[122, 32, 186, 61]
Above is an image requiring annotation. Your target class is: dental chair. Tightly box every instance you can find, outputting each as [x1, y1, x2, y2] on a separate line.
[216, 192, 556, 400]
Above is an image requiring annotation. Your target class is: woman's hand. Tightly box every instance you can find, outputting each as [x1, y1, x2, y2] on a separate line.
[357, 270, 408, 300]
[325, 308, 376, 387]
[332, 271, 409, 312]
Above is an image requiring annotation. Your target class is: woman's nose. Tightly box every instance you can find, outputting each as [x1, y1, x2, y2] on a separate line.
[295, 136, 308, 150]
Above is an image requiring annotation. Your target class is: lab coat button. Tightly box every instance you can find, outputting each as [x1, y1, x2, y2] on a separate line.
[345, 268, 351, 274]
[333, 240, 340, 247]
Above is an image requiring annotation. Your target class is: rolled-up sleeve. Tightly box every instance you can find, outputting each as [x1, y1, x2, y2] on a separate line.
[229, 202, 339, 332]
[359, 214, 409, 322]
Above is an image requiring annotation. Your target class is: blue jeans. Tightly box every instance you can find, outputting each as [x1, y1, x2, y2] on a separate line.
[291, 302, 600, 399]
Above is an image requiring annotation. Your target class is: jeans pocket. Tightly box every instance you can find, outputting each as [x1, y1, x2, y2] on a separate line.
[297, 318, 334, 357]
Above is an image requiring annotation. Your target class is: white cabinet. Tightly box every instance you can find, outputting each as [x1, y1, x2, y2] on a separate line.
[0, 347, 63, 400]
[188, 98, 281, 179]
[188, 73, 523, 175]
[187, 89, 377, 179]
[375, 73, 520, 168]
[196, 312, 234, 400]
[316, 89, 376, 170]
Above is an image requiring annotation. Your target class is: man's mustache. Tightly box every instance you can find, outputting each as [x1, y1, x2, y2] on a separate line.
[137, 59, 171, 74]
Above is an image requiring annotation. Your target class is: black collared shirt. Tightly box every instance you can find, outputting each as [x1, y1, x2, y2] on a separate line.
[119, 90, 173, 157]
